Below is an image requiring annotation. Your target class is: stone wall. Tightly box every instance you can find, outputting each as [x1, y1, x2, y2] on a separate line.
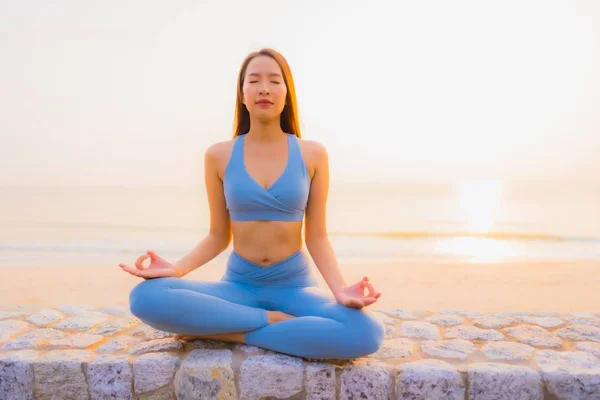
[1, 305, 600, 399]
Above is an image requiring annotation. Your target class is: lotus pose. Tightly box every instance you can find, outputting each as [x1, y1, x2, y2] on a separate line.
[119, 48, 384, 359]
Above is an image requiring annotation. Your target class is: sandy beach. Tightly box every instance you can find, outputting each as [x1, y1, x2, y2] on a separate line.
[2, 257, 599, 313]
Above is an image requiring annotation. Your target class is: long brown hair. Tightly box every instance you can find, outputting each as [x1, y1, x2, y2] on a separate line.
[232, 48, 301, 138]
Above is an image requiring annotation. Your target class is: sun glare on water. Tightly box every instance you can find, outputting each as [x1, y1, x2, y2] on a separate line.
[436, 180, 516, 262]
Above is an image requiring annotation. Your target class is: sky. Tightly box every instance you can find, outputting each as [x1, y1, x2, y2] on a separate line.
[1, 0, 599, 186]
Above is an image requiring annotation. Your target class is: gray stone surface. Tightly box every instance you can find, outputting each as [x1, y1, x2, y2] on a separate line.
[517, 315, 565, 328]
[421, 339, 476, 360]
[1, 328, 67, 350]
[466, 363, 543, 400]
[32, 350, 92, 400]
[555, 324, 600, 343]
[505, 325, 563, 348]
[396, 359, 464, 400]
[129, 338, 184, 355]
[340, 359, 392, 400]
[481, 341, 535, 361]
[87, 317, 139, 336]
[575, 341, 600, 358]
[470, 314, 517, 329]
[239, 354, 304, 400]
[0, 319, 32, 344]
[535, 350, 600, 400]
[51, 312, 109, 331]
[0, 350, 37, 400]
[369, 337, 416, 359]
[305, 362, 336, 400]
[133, 352, 180, 393]
[25, 309, 65, 327]
[399, 321, 440, 340]
[445, 325, 504, 341]
[425, 313, 465, 326]
[4, 305, 600, 399]
[87, 355, 133, 400]
[174, 349, 236, 400]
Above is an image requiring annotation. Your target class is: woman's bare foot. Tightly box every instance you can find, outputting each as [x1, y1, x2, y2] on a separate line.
[174, 332, 245, 344]
[267, 310, 296, 324]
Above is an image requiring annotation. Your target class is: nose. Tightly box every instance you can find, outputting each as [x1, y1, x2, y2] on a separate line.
[259, 84, 270, 95]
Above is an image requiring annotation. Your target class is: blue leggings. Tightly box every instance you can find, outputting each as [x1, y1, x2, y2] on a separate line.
[128, 249, 385, 359]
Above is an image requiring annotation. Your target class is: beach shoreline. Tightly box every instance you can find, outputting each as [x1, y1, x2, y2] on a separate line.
[2, 258, 599, 313]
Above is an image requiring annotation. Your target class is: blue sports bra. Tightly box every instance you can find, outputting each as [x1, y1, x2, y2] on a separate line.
[223, 133, 311, 222]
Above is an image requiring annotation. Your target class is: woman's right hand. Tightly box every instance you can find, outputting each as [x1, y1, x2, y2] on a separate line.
[119, 250, 183, 279]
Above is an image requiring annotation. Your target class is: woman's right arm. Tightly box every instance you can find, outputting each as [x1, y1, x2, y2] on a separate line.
[173, 143, 232, 277]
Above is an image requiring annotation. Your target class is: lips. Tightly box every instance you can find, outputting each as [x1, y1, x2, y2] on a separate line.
[256, 100, 273, 105]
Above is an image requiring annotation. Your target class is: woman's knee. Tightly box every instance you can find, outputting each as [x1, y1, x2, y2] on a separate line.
[129, 277, 177, 320]
[342, 310, 385, 357]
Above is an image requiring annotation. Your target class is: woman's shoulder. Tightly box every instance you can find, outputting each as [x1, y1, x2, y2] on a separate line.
[205, 139, 235, 159]
[297, 137, 328, 160]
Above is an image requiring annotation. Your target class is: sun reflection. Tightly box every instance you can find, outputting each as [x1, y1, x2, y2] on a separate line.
[456, 180, 504, 233]
[435, 237, 516, 263]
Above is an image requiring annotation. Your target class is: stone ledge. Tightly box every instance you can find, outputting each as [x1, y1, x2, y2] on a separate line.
[1, 306, 600, 399]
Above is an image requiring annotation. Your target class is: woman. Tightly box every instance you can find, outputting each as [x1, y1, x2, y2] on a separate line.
[119, 48, 385, 360]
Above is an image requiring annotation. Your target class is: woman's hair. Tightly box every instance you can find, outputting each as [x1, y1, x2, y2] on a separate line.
[233, 48, 301, 138]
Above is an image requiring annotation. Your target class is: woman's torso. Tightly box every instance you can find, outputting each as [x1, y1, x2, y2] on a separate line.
[215, 133, 316, 267]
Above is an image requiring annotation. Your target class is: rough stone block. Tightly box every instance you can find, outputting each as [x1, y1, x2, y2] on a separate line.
[466, 363, 542, 399]
[339, 359, 392, 400]
[396, 359, 464, 400]
[0, 350, 37, 400]
[305, 362, 336, 400]
[32, 350, 92, 400]
[239, 354, 304, 400]
[87, 355, 132, 400]
[133, 352, 180, 394]
[174, 349, 236, 400]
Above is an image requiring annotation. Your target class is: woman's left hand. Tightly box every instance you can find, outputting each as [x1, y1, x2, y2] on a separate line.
[335, 277, 382, 309]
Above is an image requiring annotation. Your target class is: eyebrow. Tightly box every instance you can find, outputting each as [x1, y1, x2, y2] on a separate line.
[247, 72, 282, 78]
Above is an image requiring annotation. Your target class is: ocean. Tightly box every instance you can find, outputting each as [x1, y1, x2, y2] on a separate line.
[1, 181, 599, 266]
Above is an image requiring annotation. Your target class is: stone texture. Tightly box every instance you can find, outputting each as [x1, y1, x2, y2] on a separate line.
[131, 324, 174, 340]
[174, 349, 236, 400]
[466, 363, 543, 400]
[374, 311, 396, 325]
[517, 315, 565, 328]
[378, 308, 425, 320]
[32, 350, 92, 400]
[471, 314, 517, 329]
[481, 341, 535, 361]
[87, 317, 139, 336]
[129, 338, 183, 355]
[25, 309, 65, 327]
[239, 354, 304, 400]
[425, 313, 465, 326]
[0, 350, 37, 400]
[0, 311, 29, 320]
[555, 324, 600, 343]
[0, 320, 32, 344]
[87, 355, 133, 400]
[138, 385, 176, 399]
[1, 328, 67, 350]
[445, 325, 504, 341]
[505, 325, 563, 348]
[575, 341, 600, 358]
[98, 306, 135, 318]
[396, 359, 464, 400]
[535, 350, 600, 400]
[51, 312, 109, 331]
[421, 339, 476, 360]
[58, 304, 95, 315]
[234, 344, 266, 354]
[368, 337, 416, 359]
[305, 362, 336, 400]
[399, 321, 440, 340]
[49, 333, 105, 349]
[133, 352, 180, 393]
[340, 359, 392, 400]
[564, 315, 600, 328]
[96, 335, 142, 353]
[384, 325, 396, 339]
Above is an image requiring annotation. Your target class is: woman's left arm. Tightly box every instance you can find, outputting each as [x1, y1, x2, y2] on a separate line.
[304, 141, 380, 308]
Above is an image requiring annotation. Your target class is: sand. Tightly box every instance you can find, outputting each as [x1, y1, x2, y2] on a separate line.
[1, 257, 599, 313]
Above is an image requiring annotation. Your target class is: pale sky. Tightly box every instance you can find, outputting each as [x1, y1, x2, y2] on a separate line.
[1, 0, 599, 186]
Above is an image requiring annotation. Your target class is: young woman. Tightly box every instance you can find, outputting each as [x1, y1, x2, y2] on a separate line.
[119, 48, 385, 360]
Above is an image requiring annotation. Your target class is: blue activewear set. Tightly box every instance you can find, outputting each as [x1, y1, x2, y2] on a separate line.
[129, 133, 384, 359]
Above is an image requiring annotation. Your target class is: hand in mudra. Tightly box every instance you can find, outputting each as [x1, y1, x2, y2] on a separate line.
[119, 250, 182, 279]
[335, 276, 382, 309]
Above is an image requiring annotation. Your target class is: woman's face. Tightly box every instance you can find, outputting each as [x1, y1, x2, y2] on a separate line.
[242, 55, 288, 121]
